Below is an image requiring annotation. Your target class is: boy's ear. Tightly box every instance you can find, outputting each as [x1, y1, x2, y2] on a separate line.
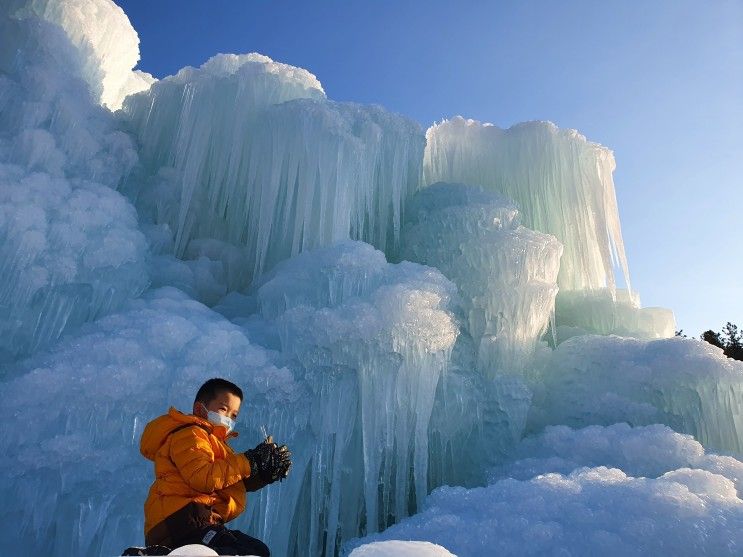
[193, 401, 207, 418]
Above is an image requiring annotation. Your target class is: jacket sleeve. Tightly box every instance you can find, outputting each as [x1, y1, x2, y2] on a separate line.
[169, 427, 252, 494]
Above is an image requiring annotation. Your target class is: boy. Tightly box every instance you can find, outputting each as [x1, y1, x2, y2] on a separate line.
[139, 378, 291, 556]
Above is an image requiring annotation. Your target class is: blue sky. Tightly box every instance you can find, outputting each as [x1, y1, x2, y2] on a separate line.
[116, 0, 742, 337]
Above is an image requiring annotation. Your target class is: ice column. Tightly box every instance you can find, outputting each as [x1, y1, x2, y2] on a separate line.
[424, 117, 628, 293]
[400, 183, 562, 378]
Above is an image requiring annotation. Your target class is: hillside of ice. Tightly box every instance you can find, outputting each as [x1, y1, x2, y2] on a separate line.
[2, 2, 743, 557]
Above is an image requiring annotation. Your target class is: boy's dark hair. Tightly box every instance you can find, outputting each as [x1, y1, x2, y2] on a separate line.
[194, 378, 243, 405]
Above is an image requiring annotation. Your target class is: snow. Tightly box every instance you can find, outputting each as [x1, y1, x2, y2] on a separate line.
[349, 541, 455, 557]
[2, 1, 743, 556]
[350, 424, 743, 557]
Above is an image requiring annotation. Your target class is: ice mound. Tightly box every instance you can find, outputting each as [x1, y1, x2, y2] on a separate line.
[528, 335, 743, 453]
[399, 182, 562, 378]
[424, 117, 627, 293]
[349, 540, 455, 557]
[350, 464, 743, 556]
[0, 287, 296, 557]
[8, 0, 155, 109]
[122, 55, 424, 284]
[230, 241, 462, 555]
[556, 288, 676, 340]
[492, 423, 743, 490]
[353, 423, 743, 556]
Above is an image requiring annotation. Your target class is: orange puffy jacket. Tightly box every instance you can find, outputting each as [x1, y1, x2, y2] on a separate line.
[140, 407, 254, 544]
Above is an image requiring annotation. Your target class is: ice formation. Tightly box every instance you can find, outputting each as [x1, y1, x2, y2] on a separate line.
[349, 424, 743, 557]
[424, 117, 628, 293]
[122, 54, 424, 284]
[2, 1, 743, 556]
[423, 117, 676, 340]
[8, 0, 155, 109]
[556, 288, 676, 341]
[0, 12, 148, 361]
[400, 182, 562, 378]
[528, 335, 743, 454]
[240, 242, 462, 555]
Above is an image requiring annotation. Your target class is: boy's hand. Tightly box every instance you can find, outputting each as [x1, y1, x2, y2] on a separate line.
[244, 438, 292, 484]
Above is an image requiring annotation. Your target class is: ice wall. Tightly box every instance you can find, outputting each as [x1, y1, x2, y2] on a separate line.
[8, 0, 155, 109]
[0, 12, 148, 362]
[424, 117, 628, 294]
[399, 182, 562, 378]
[122, 55, 425, 286]
[528, 335, 743, 454]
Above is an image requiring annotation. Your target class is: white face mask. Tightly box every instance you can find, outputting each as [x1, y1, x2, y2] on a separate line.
[206, 410, 236, 434]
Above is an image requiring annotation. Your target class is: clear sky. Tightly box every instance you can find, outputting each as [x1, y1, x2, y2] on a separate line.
[115, 0, 742, 337]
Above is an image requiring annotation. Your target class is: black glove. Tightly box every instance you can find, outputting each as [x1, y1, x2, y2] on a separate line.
[244, 436, 292, 484]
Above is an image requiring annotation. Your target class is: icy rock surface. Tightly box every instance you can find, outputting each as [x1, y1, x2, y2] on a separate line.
[555, 288, 676, 341]
[0, 288, 296, 557]
[8, 0, 155, 109]
[528, 335, 743, 453]
[235, 241, 464, 556]
[122, 55, 424, 283]
[399, 182, 562, 378]
[424, 117, 627, 294]
[0, 13, 148, 362]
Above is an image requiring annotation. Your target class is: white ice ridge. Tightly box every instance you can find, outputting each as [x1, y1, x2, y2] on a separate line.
[424, 117, 629, 294]
[350, 424, 743, 557]
[122, 54, 424, 286]
[0, 287, 299, 557]
[8, 0, 155, 109]
[528, 335, 743, 454]
[237, 241, 460, 556]
[399, 183, 562, 378]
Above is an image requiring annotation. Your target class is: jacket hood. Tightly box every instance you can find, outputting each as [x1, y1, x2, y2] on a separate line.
[140, 407, 237, 461]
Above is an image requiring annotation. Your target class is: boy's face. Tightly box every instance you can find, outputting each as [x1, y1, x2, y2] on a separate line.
[194, 390, 242, 421]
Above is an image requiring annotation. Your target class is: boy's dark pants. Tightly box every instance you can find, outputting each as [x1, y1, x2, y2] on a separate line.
[187, 525, 270, 556]
[146, 502, 270, 556]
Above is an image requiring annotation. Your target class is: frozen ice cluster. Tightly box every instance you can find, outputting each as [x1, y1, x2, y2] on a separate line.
[2, 1, 743, 557]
